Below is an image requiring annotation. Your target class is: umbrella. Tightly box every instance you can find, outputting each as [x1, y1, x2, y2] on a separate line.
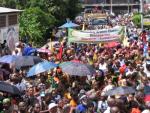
[71, 59, 82, 63]
[15, 56, 43, 68]
[0, 55, 42, 68]
[23, 47, 37, 56]
[27, 61, 58, 77]
[104, 86, 136, 96]
[0, 55, 17, 64]
[144, 95, 150, 102]
[0, 81, 21, 95]
[27, 48, 37, 56]
[144, 86, 150, 95]
[104, 42, 120, 48]
[37, 48, 51, 55]
[59, 62, 96, 76]
[59, 21, 79, 28]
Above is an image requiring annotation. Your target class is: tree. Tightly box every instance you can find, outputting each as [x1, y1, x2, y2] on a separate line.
[19, 7, 56, 46]
[0, 0, 81, 45]
[0, 0, 17, 8]
[47, 0, 82, 25]
[64, 0, 82, 20]
[132, 13, 141, 27]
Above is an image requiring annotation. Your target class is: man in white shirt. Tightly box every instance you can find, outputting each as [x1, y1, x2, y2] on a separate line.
[99, 59, 107, 73]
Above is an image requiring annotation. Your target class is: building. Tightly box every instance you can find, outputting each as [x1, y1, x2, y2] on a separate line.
[0, 7, 22, 51]
[82, 0, 140, 14]
[144, 0, 150, 12]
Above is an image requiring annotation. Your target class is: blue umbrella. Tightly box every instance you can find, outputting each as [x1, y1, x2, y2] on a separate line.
[23, 47, 37, 56]
[26, 48, 37, 56]
[0, 55, 17, 64]
[27, 61, 58, 77]
[59, 21, 79, 28]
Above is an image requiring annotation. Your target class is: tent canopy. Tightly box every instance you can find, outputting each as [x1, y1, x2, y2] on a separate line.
[59, 21, 79, 28]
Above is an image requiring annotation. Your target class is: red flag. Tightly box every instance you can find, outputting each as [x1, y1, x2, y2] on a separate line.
[57, 45, 63, 60]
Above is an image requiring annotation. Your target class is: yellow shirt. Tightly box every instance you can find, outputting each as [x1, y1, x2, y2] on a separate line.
[70, 99, 77, 107]
[64, 92, 72, 100]
[93, 53, 98, 61]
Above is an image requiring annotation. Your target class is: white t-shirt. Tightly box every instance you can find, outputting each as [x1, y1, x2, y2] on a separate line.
[102, 85, 114, 93]
[143, 63, 150, 77]
[99, 63, 107, 72]
[142, 110, 150, 113]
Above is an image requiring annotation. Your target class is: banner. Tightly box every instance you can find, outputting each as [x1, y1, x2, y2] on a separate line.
[144, 18, 150, 26]
[84, 13, 107, 19]
[68, 26, 125, 43]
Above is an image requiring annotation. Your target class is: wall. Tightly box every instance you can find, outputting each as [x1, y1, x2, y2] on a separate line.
[0, 25, 19, 51]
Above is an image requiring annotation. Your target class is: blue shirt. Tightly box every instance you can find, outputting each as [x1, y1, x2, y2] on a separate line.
[76, 104, 87, 113]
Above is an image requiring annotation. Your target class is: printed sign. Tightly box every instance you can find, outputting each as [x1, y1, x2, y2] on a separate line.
[68, 26, 125, 43]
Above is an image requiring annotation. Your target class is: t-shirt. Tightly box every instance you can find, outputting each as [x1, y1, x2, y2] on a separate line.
[76, 104, 87, 113]
[70, 99, 77, 107]
[99, 63, 107, 73]
[142, 110, 150, 113]
[131, 108, 141, 113]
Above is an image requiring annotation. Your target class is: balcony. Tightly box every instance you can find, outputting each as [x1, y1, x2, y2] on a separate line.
[82, 0, 140, 7]
[83, 0, 139, 4]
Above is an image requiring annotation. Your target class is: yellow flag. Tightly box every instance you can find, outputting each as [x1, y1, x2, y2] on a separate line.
[82, 23, 85, 31]
[49, 38, 53, 52]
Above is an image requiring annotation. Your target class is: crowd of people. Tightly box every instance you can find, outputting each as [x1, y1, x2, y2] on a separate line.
[0, 13, 150, 113]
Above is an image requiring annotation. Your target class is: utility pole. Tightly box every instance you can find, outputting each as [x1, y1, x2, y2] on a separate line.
[110, 0, 112, 14]
[128, 0, 130, 14]
[140, 0, 144, 31]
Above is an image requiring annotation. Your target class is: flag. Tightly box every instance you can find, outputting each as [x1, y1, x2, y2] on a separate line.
[57, 45, 63, 60]
[82, 23, 85, 31]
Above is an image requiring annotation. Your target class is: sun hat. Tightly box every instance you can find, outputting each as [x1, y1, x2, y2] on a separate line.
[79, 95, 87, 100]
[19, 102, 26, 109]
[3, 98, 10, 104]
[48, 103, 58, 110]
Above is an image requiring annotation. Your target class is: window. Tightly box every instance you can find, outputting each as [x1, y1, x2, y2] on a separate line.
[0, 16, 6, 27]
[8, 14, 17, 25]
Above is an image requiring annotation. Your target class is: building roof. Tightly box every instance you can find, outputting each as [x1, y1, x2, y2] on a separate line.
[0, 7, 22, 14]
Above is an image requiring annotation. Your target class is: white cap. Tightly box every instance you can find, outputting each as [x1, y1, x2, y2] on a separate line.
[79, 95, 87, 100]
[142, 110, 150, 113]
[48, 103, 58, 110]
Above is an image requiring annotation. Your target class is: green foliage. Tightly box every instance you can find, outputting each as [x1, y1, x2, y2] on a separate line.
[46, 0, 82, 24]
[0, 0, 17, 8]
[0, 0, 81, 45]
[19, 7, 55, 46]
[132, 13, 141, 27]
